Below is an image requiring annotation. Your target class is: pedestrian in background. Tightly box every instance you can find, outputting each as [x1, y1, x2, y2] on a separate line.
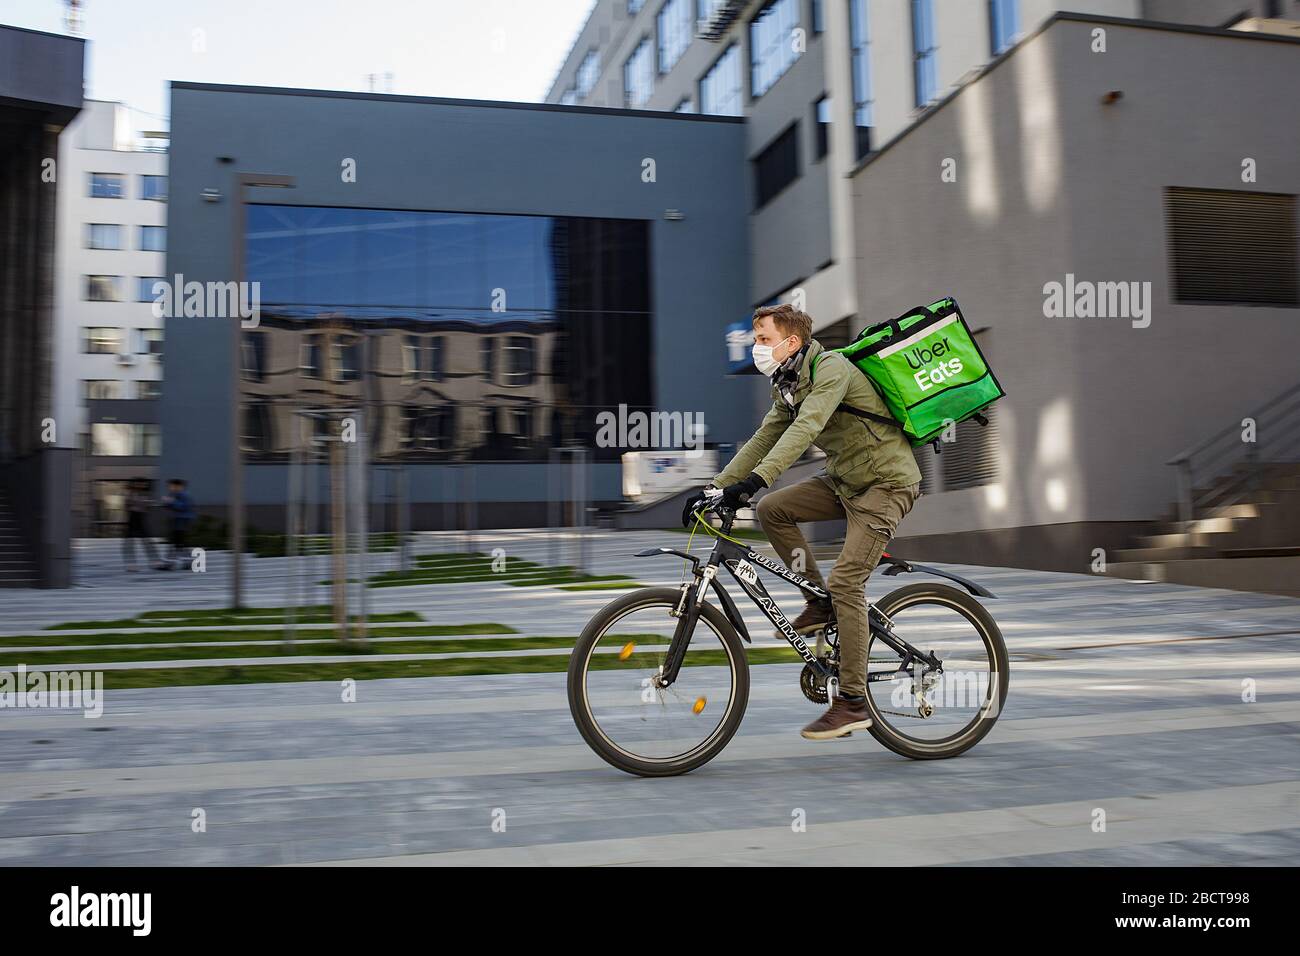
[158, 478, 196, 571]
[122, 477, 162, 572]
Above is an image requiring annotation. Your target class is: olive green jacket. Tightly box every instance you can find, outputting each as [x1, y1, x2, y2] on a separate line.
[714, 340, 922, 498]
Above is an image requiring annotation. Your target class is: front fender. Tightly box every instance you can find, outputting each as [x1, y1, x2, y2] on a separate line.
[709, 577, 752, 643]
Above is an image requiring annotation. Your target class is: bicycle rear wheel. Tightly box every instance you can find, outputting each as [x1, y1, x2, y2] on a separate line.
[567, 587, 749, 777]
[864, 582, 1009, 759]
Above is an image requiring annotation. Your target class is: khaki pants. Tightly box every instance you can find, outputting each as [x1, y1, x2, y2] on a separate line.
[755, 476, 920, 696]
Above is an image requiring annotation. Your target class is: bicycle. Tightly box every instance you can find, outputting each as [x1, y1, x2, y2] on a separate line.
[567, 490, 1010, 777]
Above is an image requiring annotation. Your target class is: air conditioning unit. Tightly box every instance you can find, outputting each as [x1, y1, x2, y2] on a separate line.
[116, 353, 137, 366]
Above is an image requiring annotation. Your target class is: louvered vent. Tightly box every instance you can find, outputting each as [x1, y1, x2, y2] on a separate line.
[1165, 187, 1298, 307]
[941, 410, 999, 492]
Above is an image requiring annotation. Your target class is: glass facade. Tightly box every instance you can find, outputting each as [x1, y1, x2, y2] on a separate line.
[700, 43, 742, 116]
[912, 0, 939, 108]
[658, 0, 693, 74]
[989, 0, 1019, 55]
[624, 38, 654, 107]
[241, 204, 653, 462]
[750, 0, 800, 99]
[850, 0, 874, 159]
[576, 50, 601, 98]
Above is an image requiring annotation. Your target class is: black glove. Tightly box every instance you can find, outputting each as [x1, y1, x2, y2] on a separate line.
[681, 488, 709, 528]
[720, 473, 767, 510]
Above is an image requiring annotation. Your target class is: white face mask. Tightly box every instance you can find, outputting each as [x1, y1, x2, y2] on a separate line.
[751, 338, 790, 377]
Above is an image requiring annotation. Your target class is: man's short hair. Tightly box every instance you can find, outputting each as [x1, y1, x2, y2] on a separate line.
[753, 303, 813, 344]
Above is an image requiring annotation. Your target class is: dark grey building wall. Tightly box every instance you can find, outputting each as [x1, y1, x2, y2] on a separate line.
[162, 84, 750, 514]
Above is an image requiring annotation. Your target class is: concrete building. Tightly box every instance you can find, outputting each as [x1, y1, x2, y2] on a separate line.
[52, 99, 168, 535]
[0, 24, 84, 587]
[850, 13, 1300, 588]
[548, 1, 1297, 333]
[546, 2, 1300, 586]
[162, 85, 751, 532]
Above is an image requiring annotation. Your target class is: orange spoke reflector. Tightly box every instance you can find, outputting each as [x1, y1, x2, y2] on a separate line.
[619, 642, 636, 661]
[693, 697, 707, 715]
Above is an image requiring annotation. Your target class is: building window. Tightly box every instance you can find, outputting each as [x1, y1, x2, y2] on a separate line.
[139, 225, 166, 252]
[427, 336, 445, 382]
[502, 336, 536, 387]
[89, 173, 124, 199]
[82, 327, 123, 354]
[83, 380, 122, 400]
[813, 96, 830, 160]
[333, 338, 362, 383]
[86, 223, 123, 249]
[242, 333, 266, 382]
[658, 0, 693, 74]
[989, 0, 1019, 55]
[750, 0, 801, 99]
[624, 37, 654, 107]
[91, 423, 161, 457]
[300, 334, 323, 378]
[480, 336, 495, 383]
[140, 174, 168, 201]
[240, 404, 273, 454]
[912, 0, 939, 108]
[137, 277, 164, 303]
[402, 405, 455, 454]
[629, 0, 645, 12]
[753, 122, 799, 209]
[135, 328, 164, 357]
[402, 334, 422, 384]
[700, 43, 742, 116]
[85, 276, 123, 302]
[576, 50, 601, 98]
[675, 97, 694, 113]
[1165, 187, 1299, 307]
[698, 0, 725, 26]
[134, 380, 162, 400]
[849, 0, 874, 158]
[810, 0, 824, 34]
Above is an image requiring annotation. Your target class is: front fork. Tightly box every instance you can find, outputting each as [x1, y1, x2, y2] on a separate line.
[658, 565, 716, 686]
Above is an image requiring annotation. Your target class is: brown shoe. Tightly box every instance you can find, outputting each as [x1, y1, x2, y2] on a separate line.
[789, 598, 832, 634]
[801, 696, 873, 740]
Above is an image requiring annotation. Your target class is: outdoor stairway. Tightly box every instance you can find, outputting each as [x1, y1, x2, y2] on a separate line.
[1110, 462, 1300, 597]
[0, 488, 37, 588]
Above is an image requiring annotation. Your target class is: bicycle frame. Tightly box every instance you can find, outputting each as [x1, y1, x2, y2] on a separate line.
[638, 506, 991, 689]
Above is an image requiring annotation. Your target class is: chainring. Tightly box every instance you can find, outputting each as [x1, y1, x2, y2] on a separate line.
[799, 654, 838, 704]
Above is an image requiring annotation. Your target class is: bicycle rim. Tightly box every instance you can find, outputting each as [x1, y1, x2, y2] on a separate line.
[866, 590, 1002, 749]
[577, 598, 742, 766]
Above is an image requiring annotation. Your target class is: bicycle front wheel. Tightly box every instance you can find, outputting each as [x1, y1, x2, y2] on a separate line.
[567, 587, 749, 777]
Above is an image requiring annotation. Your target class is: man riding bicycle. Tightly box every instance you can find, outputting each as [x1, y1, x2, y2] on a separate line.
[684, 303, 922, 741]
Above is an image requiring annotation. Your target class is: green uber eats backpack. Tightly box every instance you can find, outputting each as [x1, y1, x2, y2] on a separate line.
[811, 297, 1005, 452]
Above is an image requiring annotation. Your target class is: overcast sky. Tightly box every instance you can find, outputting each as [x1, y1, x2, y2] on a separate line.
[4, 0, 596, 134]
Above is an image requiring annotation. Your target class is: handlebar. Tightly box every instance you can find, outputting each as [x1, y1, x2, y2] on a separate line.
[691, 489, 742, 534]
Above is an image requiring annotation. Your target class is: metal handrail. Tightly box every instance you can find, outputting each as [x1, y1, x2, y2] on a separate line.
[1167, 381, 1300, 521]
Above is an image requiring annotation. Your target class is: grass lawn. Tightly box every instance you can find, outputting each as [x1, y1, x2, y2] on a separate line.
[1, 622, 517, 649]
[87, 645, 806, 689]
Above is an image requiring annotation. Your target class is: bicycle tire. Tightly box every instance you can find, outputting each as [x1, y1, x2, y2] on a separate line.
[567, 587, 750, 777]
[864, 582, 1009, 760]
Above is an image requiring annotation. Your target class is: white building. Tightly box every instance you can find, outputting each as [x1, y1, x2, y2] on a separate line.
[53, 99, 168, 534]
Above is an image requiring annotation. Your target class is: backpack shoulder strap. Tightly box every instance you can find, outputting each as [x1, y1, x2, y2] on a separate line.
[807, 350, 902, 430]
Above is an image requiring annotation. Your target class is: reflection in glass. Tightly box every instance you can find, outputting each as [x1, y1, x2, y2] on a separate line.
[242, 206, 653, 462]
